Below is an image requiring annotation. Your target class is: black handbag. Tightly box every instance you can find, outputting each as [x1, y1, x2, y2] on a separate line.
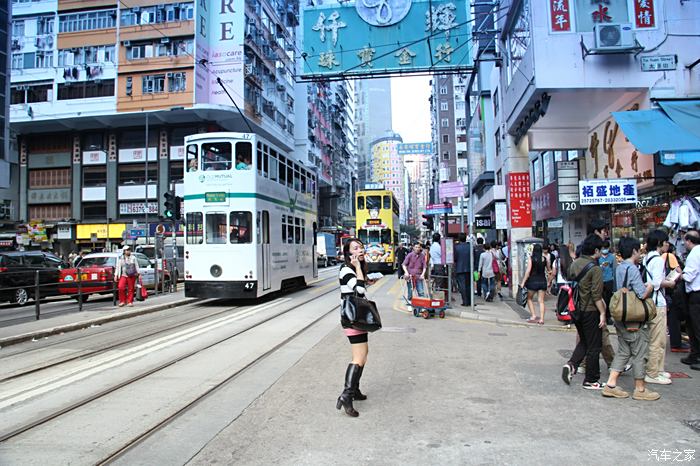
[341, 293, 382, 332]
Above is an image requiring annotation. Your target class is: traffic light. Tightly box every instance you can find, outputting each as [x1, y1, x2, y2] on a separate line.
[164, 190, 176, 219]
[422, 214, 434, 231]
[174, 195, 182, 220]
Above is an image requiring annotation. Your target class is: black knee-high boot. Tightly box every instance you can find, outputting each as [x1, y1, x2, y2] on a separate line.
[354, 365, 367, 401]
[336, 363, 360, 417]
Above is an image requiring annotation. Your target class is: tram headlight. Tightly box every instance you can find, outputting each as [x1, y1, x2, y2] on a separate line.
[210, 265, 222, 277]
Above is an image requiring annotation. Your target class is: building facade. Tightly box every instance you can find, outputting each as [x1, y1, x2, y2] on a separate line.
[492, 0, 700, 290]
[369, 132, 406, 222]
[0, 0, 16, 241]
[354, 78, 392, 191]
[9, 0, 300, 254]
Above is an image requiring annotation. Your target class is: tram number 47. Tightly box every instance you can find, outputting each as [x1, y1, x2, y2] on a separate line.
[560, 202, 578, 212]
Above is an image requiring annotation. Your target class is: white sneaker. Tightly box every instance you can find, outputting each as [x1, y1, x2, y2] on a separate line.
[660, 371, 672, 379]
[644, 375, 672, 385]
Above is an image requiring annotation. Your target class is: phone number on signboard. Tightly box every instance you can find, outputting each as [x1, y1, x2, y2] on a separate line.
[580, 197, 635, 205]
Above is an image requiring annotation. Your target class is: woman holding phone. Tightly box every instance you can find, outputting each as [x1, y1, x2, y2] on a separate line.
[337, 238, 373, 417]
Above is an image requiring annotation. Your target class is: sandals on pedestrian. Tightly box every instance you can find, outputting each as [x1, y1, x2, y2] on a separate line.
[526, 317, 538, 323]
[538, 319, 544, 325]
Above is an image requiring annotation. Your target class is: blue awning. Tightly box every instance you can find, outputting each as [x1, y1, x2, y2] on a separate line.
[612, 108, 700, 165]
[658, 100, 700, 140]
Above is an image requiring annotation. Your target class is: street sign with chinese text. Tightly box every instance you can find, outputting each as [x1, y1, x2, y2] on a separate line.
[508, 172, 532, 228]
[641, 55, 676, 72]
[549, 0, 571, 32]
[579, 179, 637, 205]
[302, 0, 472, 79]
[557, 160, 579, 203]
[425, 203, 453, 215]
[397, 142, 433, 155]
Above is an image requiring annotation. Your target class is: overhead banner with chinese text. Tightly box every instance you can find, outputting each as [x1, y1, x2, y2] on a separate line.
[302, 0, 472, 79]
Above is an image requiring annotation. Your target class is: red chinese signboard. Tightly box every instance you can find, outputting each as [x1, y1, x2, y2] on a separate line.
[532, 182, 560, 222]
[508, 172, 533, 228]
[549, 0, 571, 32]
[634, 0, 655, 28]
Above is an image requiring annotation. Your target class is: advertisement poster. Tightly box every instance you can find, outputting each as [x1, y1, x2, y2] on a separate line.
[508, 172, 532, 228]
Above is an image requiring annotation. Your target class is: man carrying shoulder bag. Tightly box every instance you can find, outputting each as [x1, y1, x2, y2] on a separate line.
[602, 237, 660, 401]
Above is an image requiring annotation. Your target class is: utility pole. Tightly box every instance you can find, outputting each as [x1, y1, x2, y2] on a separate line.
[144, 111, 150, 246]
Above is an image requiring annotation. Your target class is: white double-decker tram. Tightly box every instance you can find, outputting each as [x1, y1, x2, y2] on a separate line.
[183, 132, 318, 298]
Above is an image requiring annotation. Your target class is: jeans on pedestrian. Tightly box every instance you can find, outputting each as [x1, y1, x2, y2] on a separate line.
[407, 277, 425, 301]
[569, 311, 603, 384]
[646, 306, 667, 378]
[456, 272, 471, 306]
[611, 323, 650, 380]
[481, 276, 495, 299]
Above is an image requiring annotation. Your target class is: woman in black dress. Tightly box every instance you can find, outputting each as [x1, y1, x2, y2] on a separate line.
[519, 244, 551, 324]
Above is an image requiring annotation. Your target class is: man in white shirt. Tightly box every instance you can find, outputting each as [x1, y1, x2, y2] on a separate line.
[430, 233, 446, 292]
[681, 231, 700, 370]
[643, 230, 680, 384]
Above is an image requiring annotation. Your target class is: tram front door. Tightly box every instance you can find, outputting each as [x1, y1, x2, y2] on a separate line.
[261, 210, 271, 290]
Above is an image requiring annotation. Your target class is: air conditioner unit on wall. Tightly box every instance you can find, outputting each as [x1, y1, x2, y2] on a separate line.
[594, 23, 635, 49]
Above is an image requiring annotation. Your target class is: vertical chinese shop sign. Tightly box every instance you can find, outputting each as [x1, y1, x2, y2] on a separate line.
[508, 172, 533, 228]
[549, 0, 572, 32]
[634, 0, 655, 28]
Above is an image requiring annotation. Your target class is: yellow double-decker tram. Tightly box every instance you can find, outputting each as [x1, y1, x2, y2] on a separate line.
[355, 188, 400, 273]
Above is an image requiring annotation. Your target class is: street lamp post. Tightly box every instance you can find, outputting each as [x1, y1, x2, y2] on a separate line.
[144, 112, 149, 246]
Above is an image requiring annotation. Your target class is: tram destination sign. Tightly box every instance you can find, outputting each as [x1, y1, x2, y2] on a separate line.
[205, 192, 227, 203]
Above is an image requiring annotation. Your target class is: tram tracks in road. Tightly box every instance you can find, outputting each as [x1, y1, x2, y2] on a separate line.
[0, 274, 337, 379]
[0, 276, 343, 448]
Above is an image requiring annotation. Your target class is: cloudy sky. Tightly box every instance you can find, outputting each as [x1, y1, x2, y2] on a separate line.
[390, 76, 432, 143]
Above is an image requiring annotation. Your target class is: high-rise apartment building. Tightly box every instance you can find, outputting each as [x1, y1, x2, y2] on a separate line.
[0, 0, 15, 236]
[354, 78, 392, 190]
[370, 132, 405, 222]
[9, 0, 299, 253]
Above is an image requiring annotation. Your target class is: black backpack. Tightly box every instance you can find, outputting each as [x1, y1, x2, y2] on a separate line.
[639, 254, 661, 302]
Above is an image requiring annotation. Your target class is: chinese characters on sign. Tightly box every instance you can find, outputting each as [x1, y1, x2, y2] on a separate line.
[634, 0, 655, 28]
[508, 172, 532, 228]
[549, 0, 571, 32]
[641, 55, 675, 72]
[579, 179, 637, 205]
[302, 0, 471, 78]
[397, 142, 433, 155]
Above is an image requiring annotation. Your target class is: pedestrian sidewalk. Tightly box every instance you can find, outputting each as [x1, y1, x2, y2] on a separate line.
[0, 290, 198, 348]
[400, 278, 567, 329]
[190, 274, 697, 466]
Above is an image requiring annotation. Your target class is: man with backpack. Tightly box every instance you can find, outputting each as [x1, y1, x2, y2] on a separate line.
[642, 230, 680, 385]
[561, 234, 607, 390]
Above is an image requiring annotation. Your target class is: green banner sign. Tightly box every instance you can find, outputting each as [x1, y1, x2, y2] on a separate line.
[302, 0, 472, 79]
[205, 192, 227, 203]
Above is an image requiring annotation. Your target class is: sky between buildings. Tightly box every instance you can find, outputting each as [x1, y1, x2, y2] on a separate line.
[390, 76, 432, 143]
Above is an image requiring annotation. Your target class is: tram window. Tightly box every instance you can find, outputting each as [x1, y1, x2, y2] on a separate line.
[366, 196, 381, 210]
[186, 144, 198, 172]
[229, 211, 252, 244]
[393, 201, 399, 216]
[235, 142, 252, 170]
[287, 164, 293, 189]
[357, 196, 365, 210]
[269, 151, 278, 182]
[301, 171, 307, 193]
[358, 229, 368, 244]
[294, 168, 301, 192]
[263, 145, 269, 178]
[311, 175, 316, 199]
[205, 212, 227, 244]
[381, 229, 392, 244]
[201, 142, 232, 171]
[279, 156, 287, 185]
[287, 218, 294, 244]
[301, 219, 306, 244]
[281, 215, 287, 243]
[393, 232, 399, 245]
[383, 196, 391, 210]
[256, 212, 261, 244]
[294, 217, 301, 244]
[186, 212, 203, 244]
[256, 142, 263, 176]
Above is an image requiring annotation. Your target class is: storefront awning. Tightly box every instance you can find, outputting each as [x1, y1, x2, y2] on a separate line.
[658, 100, 700, 140]
[611, 108, 700, 165]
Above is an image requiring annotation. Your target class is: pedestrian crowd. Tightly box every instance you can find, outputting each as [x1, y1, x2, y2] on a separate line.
[559, 219, 698, 401]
